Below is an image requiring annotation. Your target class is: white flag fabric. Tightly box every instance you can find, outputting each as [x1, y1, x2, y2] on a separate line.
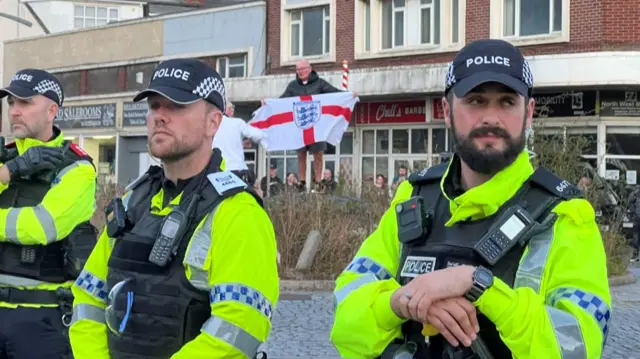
[249, 92, 359, 152]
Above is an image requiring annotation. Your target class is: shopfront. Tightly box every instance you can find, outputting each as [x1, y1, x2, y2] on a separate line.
[56, 102, 118, 183]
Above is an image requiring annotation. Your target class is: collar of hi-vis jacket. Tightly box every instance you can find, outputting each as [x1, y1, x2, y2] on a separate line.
[440, 150, 533, 226]
[15, 127, 65, 155]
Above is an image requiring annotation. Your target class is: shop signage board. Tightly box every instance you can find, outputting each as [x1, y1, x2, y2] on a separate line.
[55, 103, 116, 129]
[532, 91, 597, 118]
[433, 91, 597, 119]
[600, 90, 640, 117]
[355, 100, 426, 124]
[122, 102, 149, 126]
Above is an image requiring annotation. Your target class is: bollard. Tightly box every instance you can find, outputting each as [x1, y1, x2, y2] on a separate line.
[295, 229, 323, 271]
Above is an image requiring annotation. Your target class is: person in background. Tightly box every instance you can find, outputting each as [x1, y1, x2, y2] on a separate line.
[319, 168, 337, 194]
[375, 174, 386, 190]
[212, 100, 265, 187]
[274, 60, 342, 192]
[391, 165, 408, 191]
[260, 164, 284, 198]
[285, 172, 303, 193]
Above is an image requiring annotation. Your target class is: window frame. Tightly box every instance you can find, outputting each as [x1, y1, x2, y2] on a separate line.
[355, 0, 465, 60]
[280, 0, 336, 66]
[489, 0, 570, 47]
[73, 5, 120, 29]
[216, 54, 248, 79]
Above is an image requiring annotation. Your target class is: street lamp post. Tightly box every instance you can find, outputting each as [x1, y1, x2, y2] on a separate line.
[0, 12, 32, 27]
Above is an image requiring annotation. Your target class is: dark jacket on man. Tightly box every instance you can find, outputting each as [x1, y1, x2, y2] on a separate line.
[280, 70, 342, 98]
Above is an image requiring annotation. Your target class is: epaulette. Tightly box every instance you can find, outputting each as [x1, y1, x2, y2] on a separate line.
[69, 142, 90, 158]
[528, 166, 583, 200]
[207, 171, 248, 197]
[408, 162, 448, 186]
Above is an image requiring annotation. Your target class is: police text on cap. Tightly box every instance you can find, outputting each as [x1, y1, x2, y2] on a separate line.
[153, 68, 190, 81]
[466, 56, 511, 68]
[12, 73, 33, 83]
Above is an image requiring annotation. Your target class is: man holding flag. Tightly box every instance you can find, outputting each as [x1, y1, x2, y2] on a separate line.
[259, 60, 351, 191]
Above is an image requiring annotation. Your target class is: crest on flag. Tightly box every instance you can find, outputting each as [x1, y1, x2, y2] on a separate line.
[292, 100, 321, 130]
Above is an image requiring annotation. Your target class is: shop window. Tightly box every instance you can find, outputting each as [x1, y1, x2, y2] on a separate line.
[84, 136, 117, 178]
[604, 157, 640, 188]
[266, 150, 299, 183]
[310, 132, 355, 184]
[362, 128, 447, 184]
[606, 133, 640, 156]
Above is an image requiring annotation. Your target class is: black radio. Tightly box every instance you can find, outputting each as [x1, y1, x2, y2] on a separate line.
[474, 205, 535, 265]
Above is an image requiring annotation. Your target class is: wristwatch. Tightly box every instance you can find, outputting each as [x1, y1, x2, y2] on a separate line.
[465, 266, 494, 302]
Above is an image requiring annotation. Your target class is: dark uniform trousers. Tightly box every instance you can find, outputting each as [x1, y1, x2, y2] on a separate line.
[0, 306, 71, 359]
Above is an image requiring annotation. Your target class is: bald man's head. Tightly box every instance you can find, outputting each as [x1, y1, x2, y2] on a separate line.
[295, 60, 312, 81]
[225, 100, 234, 117]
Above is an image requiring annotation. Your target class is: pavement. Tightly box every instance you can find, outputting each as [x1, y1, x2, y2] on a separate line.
[260, 266, 640, 359]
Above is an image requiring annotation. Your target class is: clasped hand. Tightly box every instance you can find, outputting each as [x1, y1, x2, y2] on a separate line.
[391, 265, 480, 347]
[5, 146, 64, 180]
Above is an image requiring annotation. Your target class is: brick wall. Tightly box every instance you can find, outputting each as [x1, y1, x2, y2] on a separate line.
[267, 0, 640, 74]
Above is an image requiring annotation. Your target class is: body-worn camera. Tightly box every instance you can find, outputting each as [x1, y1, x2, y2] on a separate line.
[106, 198, 128, 238]
[396, 196, 432, 245]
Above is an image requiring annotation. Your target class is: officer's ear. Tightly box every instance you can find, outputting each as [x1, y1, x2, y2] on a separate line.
[442, 93, 452, 129]
[204, 103, 222, 138]
[524, 96, 535, 129]
[46, 101, 59, 123]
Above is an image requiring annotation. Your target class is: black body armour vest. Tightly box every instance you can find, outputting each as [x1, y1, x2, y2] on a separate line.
[0, 140, 98, 284]
[106, 152, 263, 359]
[395, 162, 582, 359]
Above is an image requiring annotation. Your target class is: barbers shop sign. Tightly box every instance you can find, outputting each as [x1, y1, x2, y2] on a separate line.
[54, 103, 116, 129]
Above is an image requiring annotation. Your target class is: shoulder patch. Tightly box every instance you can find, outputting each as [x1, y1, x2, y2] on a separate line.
[69, 143, 89, 157]
[528, 167, 583, 200]
[409, 163, 448, 185]
[207, 171, 247, 195]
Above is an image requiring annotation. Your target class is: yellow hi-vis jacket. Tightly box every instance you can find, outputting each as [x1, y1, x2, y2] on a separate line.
[0, 132, 97, 307]
[330, 150, 612, 359]
[69, 169, 280, 359]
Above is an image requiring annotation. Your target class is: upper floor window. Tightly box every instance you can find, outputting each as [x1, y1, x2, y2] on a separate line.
[289, 6, 330, 58]
[490, 0, 569, 46]
[503, 0, 562, 37]
[279, 1, 334, 65]
[217, 54, 247, 79]
[74, 5, 119, 29]
[356, 0, 463, 58]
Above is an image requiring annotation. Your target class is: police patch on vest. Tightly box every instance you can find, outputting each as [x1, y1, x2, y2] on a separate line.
[207, 171, 247, 194]
[400, 256, 436, 278]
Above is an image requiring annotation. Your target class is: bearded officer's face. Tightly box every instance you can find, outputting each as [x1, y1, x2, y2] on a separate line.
[146, 94, 222, 163]
[442, 83, 535, 175]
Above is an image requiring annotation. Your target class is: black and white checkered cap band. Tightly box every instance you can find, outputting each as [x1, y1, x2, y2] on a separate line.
[192, 76, 226, 110]
[33, 79, 63, 105]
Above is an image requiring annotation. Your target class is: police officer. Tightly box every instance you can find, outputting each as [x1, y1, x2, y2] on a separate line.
[68, 59, 280, 359]
[0, 69, 98, 359]
[330, 39, 612, 359]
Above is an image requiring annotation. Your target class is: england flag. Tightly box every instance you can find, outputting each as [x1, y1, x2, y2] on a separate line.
[249, 92, 359, 152]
